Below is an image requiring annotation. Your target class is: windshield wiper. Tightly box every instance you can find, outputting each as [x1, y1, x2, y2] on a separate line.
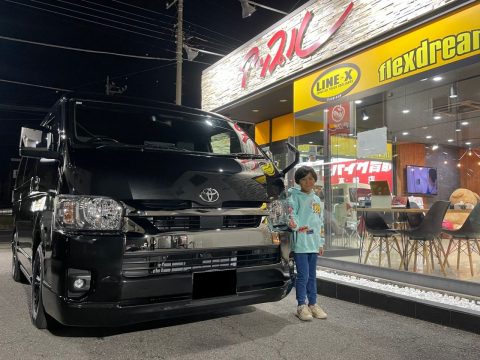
[229, 152, 264, 159]
[86, 136, 120, 143]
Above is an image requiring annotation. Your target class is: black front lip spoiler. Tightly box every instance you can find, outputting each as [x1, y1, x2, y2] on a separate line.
[43, 281, 291, 327]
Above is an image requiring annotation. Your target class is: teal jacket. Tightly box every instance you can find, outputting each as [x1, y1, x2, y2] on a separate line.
[287, 187, 325, 253]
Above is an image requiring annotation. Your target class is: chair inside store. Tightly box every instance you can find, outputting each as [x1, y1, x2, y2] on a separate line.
[362, 212, 402, 268]
[402, 200, 450, 275]
[406, 201, 425, 228]
[442, 203, 480, 276]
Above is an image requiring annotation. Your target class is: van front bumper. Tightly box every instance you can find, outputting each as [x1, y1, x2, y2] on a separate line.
[43, 264, 292, 327]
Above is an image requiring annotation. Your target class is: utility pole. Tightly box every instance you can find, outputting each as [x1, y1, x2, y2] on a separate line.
[167, 0, 183, 105]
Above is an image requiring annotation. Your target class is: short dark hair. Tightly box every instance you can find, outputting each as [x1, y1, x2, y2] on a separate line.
[429, 168, 437, 182]
[294, 166, 317, 184]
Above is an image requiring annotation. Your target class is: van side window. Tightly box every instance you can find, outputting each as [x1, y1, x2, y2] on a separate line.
[210, 132, 241, 154]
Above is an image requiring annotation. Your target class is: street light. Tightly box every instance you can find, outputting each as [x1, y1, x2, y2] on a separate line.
[183, 44, 225, 61]
[239, 0, 287, 18]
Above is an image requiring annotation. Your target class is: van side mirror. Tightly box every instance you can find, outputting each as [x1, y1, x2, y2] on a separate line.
[280, 142, 299, 177]
[19, 127, 61, 160]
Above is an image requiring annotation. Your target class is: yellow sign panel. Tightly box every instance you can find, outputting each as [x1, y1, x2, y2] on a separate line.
[294, 3, 480, 112]
[330, 135, 392, 160]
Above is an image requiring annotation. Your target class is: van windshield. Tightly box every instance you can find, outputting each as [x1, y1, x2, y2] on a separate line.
[73, 101, 262, 157]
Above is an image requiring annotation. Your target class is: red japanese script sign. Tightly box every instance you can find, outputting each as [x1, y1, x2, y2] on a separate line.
[328, 102, 350, 135]
[240, 2, 354, 89]
[330, 159, 393, 190]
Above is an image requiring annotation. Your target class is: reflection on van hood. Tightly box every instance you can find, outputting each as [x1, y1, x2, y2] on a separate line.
[68, 147, 270, 207]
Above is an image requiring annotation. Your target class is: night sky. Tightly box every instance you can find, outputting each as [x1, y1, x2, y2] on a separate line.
[0, 0, 309, 205]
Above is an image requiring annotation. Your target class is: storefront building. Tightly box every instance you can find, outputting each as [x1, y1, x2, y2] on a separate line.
[202, 0, 480, 291]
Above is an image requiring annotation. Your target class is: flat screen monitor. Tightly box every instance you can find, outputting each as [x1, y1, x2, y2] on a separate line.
[406, 165, 438, 195]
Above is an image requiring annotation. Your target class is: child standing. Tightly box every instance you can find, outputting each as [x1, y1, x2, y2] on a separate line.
[288, 166, 327, 321]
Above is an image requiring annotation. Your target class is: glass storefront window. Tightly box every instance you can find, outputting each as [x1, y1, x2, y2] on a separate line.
[292, 61, 480, 283]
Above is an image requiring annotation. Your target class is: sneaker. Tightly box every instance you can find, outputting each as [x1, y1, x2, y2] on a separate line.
[296, 305, 313, 321]
[308, 304, 327, 319]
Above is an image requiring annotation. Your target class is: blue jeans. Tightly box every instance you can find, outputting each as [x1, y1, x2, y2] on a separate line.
[294, 253, 318, 306]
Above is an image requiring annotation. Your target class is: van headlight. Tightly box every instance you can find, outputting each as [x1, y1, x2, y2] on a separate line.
[268, 199, 289, 229]
[54, 195, 124, 231]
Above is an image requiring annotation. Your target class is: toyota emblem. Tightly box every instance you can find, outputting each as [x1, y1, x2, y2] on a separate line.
[199, 188, 220, 203]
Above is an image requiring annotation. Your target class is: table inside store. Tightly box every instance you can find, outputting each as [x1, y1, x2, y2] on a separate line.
[354, 207, 471, 270]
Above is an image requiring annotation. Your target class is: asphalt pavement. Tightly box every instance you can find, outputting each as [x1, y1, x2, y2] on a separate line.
[0, 243, 478, 360]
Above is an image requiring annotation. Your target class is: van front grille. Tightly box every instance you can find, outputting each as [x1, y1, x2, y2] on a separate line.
[122, 246, 280, 277]
[151, 215, 262, 231]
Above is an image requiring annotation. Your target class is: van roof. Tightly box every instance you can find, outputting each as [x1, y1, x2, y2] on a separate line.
[47, 92, 228, 121]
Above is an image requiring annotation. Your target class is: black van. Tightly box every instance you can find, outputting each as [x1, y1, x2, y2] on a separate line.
[11, 95, 297, 328]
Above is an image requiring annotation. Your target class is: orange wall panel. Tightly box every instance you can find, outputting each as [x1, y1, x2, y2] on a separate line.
[458, 147, 480, 195]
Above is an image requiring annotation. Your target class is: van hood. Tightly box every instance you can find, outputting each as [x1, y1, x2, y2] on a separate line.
[66, 147, 272, 208]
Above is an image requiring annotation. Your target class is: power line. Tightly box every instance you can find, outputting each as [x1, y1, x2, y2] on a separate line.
[0, 103, 50, 113]
[29, 0, 173, 37]
[0, 35, 175, 61]
[0, 78, 72, 92]
[5, 0, 173, 42]
[72, 62, 176, 91]
[79, 0, 172, 24]
[58, 0, 175, 33]
[112, 0, 243, 45]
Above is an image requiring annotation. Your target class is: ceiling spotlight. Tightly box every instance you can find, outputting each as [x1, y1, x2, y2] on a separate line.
[432, 144, 439, 151]
[449, 83, 458, 98]
[444, 160, 448, 164]
[362, 109, 369, 121]
[447, 139, 454, 142]
[433, 115, 441, 120]
[457, 163, 461, 167]
[354, 100, 362, 104]
[455, 122, 461, 132]
[252, 109, 259, 112]
[402, 109, 410, 114]
[308, 141, 313, 144]
[279, 99, 288, 103]
[402, 131, 409, 135]
[426, 135, 432, 139]
[432, 76, 443, 81]
[468, 150, 473, 156]
[466, 142, 472, 146]
[461, 121, 469, 126]
[240, 0, 256, 18]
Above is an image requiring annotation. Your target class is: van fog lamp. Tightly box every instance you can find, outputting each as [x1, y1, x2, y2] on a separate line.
[67, 268, 91, 297]
[73, 278, 86, 289]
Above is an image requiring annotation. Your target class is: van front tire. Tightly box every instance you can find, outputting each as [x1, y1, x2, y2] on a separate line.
[11, 232, 27, 283]
[31, 246, 48, 329]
